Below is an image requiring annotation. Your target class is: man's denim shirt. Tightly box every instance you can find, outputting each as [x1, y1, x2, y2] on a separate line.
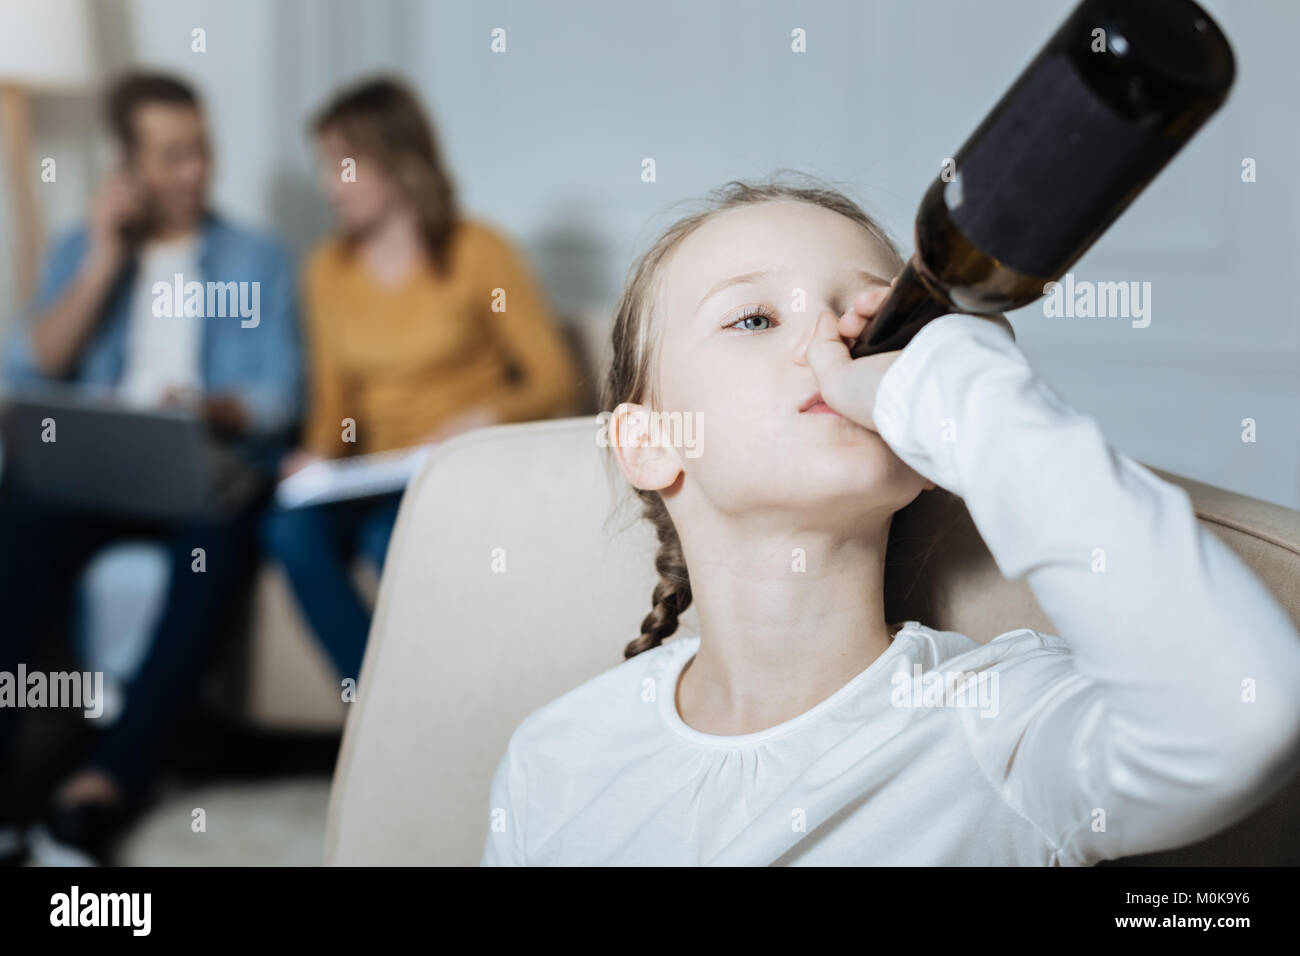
[4, 211, 303, 456]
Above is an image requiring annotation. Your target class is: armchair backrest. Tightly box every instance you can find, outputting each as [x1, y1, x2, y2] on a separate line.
[325, 417, 1300, 865]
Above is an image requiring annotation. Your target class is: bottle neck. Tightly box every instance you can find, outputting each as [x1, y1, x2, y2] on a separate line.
[849, 257, 951, 358]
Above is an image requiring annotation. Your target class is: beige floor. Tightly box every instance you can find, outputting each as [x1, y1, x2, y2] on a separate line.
[115, 777, 332, 866]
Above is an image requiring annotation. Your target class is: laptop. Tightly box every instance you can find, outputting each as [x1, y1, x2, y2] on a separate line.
[0, 384, 263, 521]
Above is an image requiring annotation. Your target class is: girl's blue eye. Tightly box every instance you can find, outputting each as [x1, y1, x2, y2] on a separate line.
[728, 309, 776, 332]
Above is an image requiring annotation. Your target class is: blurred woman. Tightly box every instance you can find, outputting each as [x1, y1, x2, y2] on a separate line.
[263, 77, 580, 682]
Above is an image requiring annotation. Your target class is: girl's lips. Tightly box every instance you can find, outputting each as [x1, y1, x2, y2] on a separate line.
[799, 391, 841, 416]
[805, 402, 840, 415]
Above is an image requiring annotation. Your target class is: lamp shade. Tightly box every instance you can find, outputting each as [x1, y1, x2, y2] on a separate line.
[0, 0, 96, 89]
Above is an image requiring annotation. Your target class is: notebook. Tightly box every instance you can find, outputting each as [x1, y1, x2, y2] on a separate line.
[273, 445, 432, 509]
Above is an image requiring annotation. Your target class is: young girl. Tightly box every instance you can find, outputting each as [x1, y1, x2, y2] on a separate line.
[480, 178, 1300, 866]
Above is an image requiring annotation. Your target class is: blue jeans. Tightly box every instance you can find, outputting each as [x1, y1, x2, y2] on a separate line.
[261, 493, 404, 683]
[0, 476, 265, 813]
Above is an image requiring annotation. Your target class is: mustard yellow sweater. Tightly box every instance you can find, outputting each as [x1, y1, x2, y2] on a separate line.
[300, 219, 581, 456]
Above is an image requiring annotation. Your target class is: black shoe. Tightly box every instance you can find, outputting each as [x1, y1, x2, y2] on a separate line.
[29, 800, 128, 867]
[0, 823, 28, 866]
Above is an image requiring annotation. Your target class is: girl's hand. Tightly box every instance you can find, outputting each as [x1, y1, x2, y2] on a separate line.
[804, 284, 904, 434]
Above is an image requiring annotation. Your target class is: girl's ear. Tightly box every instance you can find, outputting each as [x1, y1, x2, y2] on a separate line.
[608, 402, 683, 492]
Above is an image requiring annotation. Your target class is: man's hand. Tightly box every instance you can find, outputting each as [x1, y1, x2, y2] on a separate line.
[804, 284, 905, 434]
[88, 170, 146, 269]
[28, 171, 146, 376]
[200, 393, 249, 436]
[159, 387, 246, 436]
[159, 385, 203, 412]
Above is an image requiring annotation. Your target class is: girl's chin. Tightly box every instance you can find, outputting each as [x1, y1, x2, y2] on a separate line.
[793, 452, 913, 496]
[800, 432, 895, 467]
[798, 413, 880, 438]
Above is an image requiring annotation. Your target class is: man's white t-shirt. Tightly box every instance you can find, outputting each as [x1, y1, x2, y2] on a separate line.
[480, 313, 1300, 866]
[118, 234, 203, 408]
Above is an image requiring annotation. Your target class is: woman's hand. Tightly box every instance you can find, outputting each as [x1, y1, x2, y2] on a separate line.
[804, 284, 905, 434]
[279, 448, 323, 480]
[420, 405, 501, 445]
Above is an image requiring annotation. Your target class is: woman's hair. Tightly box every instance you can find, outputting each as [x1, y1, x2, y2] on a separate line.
[311, 76, 459, 275]
[601, 173, 945, 660]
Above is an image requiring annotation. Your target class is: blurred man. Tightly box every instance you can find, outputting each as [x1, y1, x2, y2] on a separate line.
[0, 71, 301, 865]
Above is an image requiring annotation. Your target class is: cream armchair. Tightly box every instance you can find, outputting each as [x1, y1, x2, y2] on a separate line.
[325, 416, 1300, 866]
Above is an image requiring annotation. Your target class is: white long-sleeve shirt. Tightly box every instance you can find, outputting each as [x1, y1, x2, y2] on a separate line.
[480, 313, 1300, 866]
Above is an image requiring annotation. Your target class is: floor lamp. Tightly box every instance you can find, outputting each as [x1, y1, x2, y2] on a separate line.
[0, 0, 96, 301]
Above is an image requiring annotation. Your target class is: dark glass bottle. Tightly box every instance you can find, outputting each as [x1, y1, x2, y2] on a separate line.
[851, 0, 1235, 358]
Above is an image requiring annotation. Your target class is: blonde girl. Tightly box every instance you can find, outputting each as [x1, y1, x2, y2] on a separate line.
[481, 177, 1300, 866]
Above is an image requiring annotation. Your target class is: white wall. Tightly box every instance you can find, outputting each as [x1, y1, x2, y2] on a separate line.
[2, 0, 1297, 507]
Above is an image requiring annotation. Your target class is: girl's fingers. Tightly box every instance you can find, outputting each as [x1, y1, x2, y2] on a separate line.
[841, 285, 892, 338]
[805, 310, 851, 388]
[851, 285, 891, 317]
[838, 311, 866, 339]
[806, 310, 889, 430]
